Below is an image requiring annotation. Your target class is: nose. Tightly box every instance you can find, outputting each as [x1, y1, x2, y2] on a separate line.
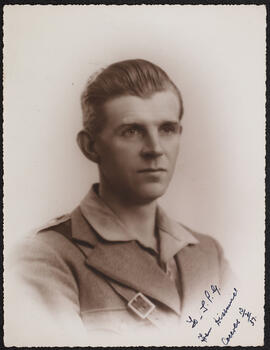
[140, 130, 164, 159]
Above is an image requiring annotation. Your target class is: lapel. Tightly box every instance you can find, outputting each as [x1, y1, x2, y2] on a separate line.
[85, 240, 181, 314]
[175, 239, 218, 312]
[71, 207, 181, 314]
[176, 245, 202, 302]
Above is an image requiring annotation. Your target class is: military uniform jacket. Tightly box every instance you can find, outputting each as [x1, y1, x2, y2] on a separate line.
[6, 185, 231, 346]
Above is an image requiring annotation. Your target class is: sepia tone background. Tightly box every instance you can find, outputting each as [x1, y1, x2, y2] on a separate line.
[4, 5, 265, 345]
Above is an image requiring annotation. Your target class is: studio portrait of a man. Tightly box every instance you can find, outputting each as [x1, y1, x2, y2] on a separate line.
[4, 5, 265, 347]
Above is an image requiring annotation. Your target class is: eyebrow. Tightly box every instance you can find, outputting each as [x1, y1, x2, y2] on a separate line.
[117, 123, 143, 130]
[117, 121, 180, 130]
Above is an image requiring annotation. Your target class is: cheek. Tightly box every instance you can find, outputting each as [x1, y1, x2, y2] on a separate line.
[166, 139, 180, 163]
[99, 143, 137, 170]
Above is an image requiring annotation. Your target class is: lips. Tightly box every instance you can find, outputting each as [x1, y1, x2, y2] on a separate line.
[138, 168, 166, 173]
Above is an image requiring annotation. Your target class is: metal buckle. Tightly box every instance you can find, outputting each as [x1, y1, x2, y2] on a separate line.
[128, 292, 155, 319]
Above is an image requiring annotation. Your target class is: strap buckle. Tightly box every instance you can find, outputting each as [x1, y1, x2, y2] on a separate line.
[128, 292, 155, 319]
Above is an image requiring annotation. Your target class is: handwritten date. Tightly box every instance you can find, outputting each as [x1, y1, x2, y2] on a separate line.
[239, 307, 256, 326]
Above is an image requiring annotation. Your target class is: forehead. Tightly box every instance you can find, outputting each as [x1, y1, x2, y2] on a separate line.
[101, 90, 181, 127]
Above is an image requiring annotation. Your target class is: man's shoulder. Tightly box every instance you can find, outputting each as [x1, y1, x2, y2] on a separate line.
[9, 213, 81, 266]
[31, 213, 74, 250]
[177, 223, 233, 289]
[159, 207, 219, 250]
[36, 213, 72, 234]
[182, 224, 216, 243]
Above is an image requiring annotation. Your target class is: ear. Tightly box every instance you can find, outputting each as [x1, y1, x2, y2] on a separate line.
[77, 130, 100, 163]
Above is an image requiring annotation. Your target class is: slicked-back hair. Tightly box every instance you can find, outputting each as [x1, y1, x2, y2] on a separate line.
[81, 59, 183, 139]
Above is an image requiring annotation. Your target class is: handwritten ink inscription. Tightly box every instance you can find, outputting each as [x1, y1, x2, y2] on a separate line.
[185, 285, 257, 345]
[238, 307, 257, 326]
[221, 318, 240, 345]
[214, 287, 237, 326]
[198, 327, 212, 343]
[186, 284, 221, 330]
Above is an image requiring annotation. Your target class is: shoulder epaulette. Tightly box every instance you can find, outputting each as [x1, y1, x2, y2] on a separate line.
[37, 213, 71, 233]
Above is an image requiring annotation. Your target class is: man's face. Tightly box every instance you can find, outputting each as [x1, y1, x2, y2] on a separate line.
[94, 89, 181, 204]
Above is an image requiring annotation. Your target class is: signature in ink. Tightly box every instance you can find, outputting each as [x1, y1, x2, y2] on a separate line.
[186, 315, 198, 328]
[213, 287, 238, 326]
[186, 284, 221, 328]
[221, 318, 240, 345]
[198, 327, 212, 343]
[185, 285, 258, 345]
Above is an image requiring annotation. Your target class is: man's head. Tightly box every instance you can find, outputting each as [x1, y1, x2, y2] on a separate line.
[80, 59, 183, 139]
[78, 59, 183, 204]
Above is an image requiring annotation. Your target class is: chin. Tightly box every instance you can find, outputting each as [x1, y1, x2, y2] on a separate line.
[135, 183, 167, 203]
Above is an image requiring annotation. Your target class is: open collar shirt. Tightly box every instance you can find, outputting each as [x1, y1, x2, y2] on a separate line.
[80, 184, 199, 302]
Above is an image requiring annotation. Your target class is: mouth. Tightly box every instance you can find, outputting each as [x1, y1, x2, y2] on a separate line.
[138, 168, 166, 173]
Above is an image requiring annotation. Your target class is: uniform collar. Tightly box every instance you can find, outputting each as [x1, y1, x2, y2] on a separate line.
[78, 184, 198, 263]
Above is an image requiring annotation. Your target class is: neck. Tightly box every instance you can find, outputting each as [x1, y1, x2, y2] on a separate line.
[98, 181, 158, 251]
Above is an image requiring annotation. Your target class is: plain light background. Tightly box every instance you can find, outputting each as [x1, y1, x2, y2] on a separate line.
[4, 5, 265, 345]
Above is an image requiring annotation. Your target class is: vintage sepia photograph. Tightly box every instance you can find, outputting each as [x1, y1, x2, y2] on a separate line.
[3, 4, 266, 347]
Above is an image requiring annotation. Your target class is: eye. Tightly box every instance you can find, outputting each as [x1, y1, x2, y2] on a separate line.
[160, 123, 179, 135]
[122, 126, 143, 138]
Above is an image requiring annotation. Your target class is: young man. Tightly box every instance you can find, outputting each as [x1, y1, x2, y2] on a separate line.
[6, 59, 230, 346]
